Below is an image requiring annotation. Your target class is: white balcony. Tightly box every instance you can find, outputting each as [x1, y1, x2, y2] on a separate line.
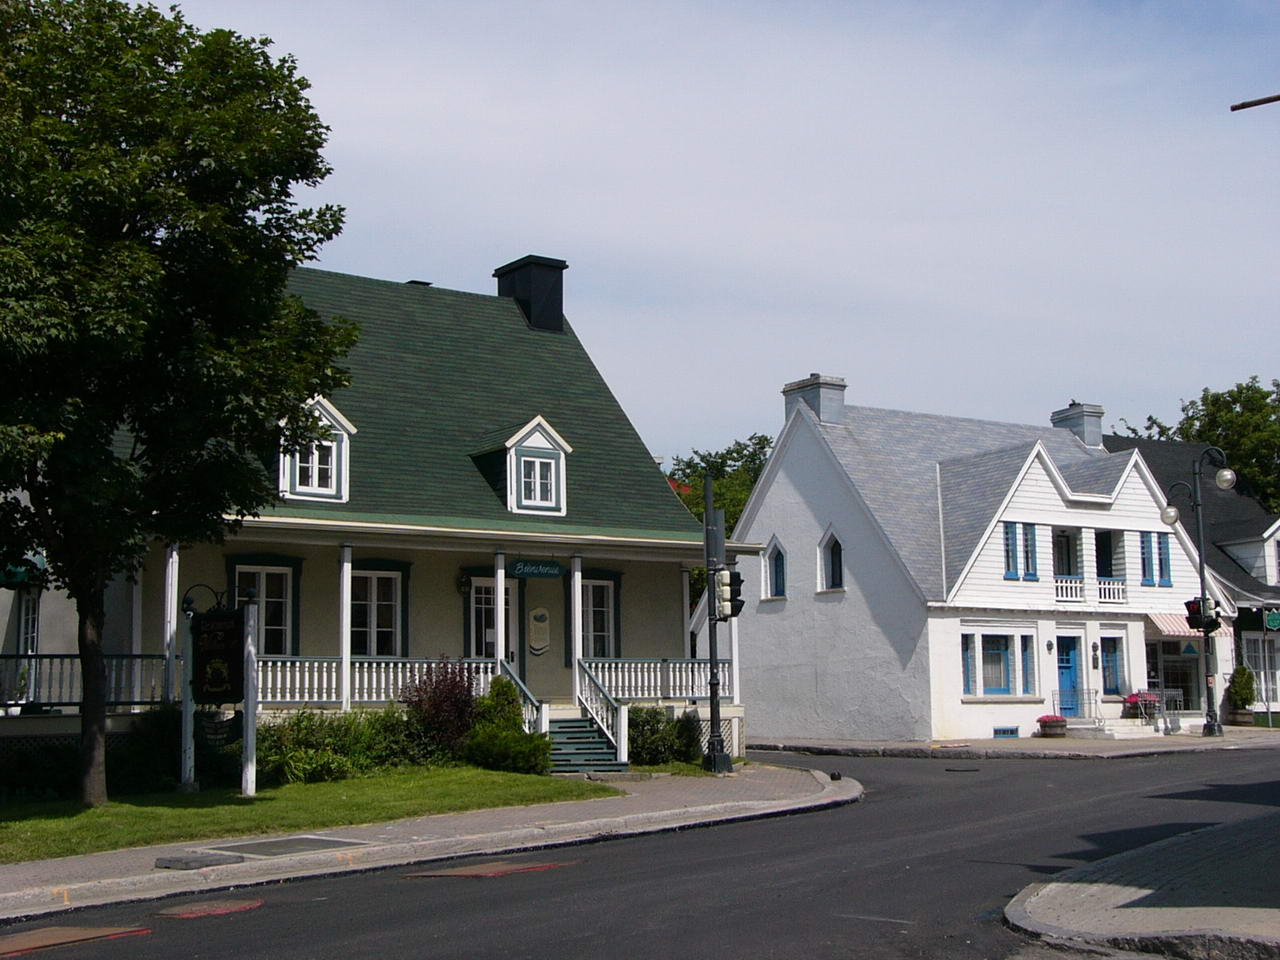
[1097, 577, 1127, 603]
[1054, 575, 1085, 602]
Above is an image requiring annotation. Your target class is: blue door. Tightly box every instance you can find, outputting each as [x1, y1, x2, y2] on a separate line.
[1057, 637, 1080, 717]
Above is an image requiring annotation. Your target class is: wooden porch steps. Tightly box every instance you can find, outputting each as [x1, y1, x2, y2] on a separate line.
[549, 716, 626, 773]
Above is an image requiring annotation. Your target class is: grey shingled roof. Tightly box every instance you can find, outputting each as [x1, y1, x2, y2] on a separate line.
[1103, 436, 1280, 602]
[1058, 453, 1133, 496]
[815, 405, 1111, 600]
[939, 442, 1038, 592]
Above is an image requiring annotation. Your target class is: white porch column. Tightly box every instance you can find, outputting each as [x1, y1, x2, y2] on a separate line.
[494, 551, 506, 665]
[681, 568, 691, 654]
[130, 575, 143, 707]
[340, 543, 352, 712]
[571, 555, 583, 701]
[162, 544, 179, 702]
[730, 612, 741, 706]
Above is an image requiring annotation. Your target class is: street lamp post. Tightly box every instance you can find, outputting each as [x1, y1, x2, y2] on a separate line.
[1160, 447, 1236, 738]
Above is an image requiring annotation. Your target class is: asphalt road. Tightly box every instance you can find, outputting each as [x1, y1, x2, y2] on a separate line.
[10, 750, 1279, 960]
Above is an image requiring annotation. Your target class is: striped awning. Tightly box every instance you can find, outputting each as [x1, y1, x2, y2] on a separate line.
[1146, 613, 1231, 639]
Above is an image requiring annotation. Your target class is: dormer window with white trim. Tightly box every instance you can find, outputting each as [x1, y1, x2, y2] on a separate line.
[469, 415, 572, 517]
[280, 397, 356, 503]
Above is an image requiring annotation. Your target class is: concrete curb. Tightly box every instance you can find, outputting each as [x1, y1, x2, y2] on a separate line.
[749, 741, 1274, 761]
[0, 770, 861, 924]
[1004, 822, 1280, 960]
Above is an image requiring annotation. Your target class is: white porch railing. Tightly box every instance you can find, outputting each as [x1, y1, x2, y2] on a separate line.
[1097, 577, 1127, 603]
[258, 657, 498, 705]
[577, 660, 627, 762]
[0, 654, 167, 708]
[1054, 575, 1085, 602]
[582, 658, 734, 701]
[499, 660, 546, 734]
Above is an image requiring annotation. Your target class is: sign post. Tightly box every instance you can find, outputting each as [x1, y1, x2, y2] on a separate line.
[180, 611, 196, 790]
[242, 594, 258, 798]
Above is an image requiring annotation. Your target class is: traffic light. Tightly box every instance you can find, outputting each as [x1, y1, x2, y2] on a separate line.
[1184, 598, 1202, 630]
[1202, 597, 1221, 634]
[714, 568, 745, 620]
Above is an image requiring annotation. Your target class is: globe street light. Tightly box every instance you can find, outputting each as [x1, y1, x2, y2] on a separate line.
[1161, 447, 1235, 737]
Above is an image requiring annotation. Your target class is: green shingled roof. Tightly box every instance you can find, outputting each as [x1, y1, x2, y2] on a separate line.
[261, 267, 701, 543]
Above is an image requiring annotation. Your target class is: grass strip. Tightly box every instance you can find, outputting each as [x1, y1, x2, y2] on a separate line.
[0, 766, 618, 864]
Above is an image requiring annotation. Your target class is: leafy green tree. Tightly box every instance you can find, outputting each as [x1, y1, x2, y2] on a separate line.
[668, 434, 772, 607]
[668, 433, 773, 531]
[1127, 377, 1280, 512]
[0, 0, 356, 805]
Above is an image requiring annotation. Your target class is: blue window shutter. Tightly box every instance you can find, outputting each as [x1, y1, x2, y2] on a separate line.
[1101, 638, 1120, 695]
[1003, 522, 1019, 579]
[962, 635, 973, 696]
[1158, 533, 1172, 587]
[1022, 524, 1038, 580]
[1140, 532, 1154, 586]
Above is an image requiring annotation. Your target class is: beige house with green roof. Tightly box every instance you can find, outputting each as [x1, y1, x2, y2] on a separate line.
[1, 256, 743, 768]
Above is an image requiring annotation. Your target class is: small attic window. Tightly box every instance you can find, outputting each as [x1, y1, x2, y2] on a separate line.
[506, 417, 572, 516]
[280, 398, 356, 504]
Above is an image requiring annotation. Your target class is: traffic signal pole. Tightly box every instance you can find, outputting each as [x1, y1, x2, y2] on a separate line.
[703, 476, 733, 773]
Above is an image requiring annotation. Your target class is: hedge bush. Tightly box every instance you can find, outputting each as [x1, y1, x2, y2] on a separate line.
[629, 707, 704, 765]
[400, 661, 476, 760]
[462, 727, 552, 775]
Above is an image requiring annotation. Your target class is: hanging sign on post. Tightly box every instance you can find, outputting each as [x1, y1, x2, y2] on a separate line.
[190, 607, 245, 704]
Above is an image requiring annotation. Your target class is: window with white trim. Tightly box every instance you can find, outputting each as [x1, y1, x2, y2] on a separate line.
[18, 589, 39, 656]
[765, 542, 787, 598]
[581, 580, 616, 657]
[519, 453, 558, 509]
[235, 566, 292, 656]
[352, 571, 400, 657]
[982, 635, 1012, 694]
[1020, 634, 1036, 694]
[1101, 636, 1124, 695]
[818, 529, 843, 590]
[280, 399, 355, 503]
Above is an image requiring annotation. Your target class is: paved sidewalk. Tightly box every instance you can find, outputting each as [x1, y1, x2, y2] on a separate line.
[751, 724, 1280, 760]
[1005, 810, 1280, 960]
[0, 764, 859, 923]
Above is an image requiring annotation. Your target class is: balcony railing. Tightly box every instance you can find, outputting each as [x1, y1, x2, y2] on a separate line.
[1054, 575, 1085, 602]
[0, 654, 167, 709]
[259, 657, 498, 705]
[1097, 577, 1127, 603]
[582, 658, 734, 701]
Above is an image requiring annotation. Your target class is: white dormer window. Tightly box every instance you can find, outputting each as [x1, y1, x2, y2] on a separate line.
[521, 454, 557, 507]
[280, 397, 356, 503]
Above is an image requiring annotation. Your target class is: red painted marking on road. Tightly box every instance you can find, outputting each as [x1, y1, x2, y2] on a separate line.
[155, 898, 264, 918]
[406, 860, 581, 878]
[0, 926, 150, 957]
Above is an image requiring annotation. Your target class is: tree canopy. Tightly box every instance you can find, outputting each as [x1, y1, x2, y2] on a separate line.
[668, 433, 773, 535]
[1126, 377, 1280, 513]
[0, 0, 356, 804]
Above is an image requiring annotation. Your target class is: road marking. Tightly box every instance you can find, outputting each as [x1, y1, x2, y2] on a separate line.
[834, 914, 916, 925]
[155, 898, 264, 919]
[49, 889, 69, 907]
[0, 926, 150, 957]
[406, 860, 581, 878]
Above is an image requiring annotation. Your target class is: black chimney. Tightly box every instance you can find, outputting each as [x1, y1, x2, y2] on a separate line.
[493, 255, 568, 332]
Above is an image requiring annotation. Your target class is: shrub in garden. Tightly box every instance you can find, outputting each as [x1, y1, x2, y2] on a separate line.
[628, 706, 678, 765]
[462, 727, 552, 775]
[674, 711, 704, 763]
[400, 660, 476, 760]
[472, 677, 525, 734]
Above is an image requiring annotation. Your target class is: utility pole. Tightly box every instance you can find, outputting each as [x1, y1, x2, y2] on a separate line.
[702, 475, 733, 773]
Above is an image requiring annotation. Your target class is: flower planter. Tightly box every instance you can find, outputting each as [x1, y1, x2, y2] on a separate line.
[1038, 720, 1067, 738]
[1226, 709, 1255, 727]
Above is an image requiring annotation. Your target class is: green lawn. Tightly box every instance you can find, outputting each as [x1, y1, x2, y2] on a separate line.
[0, 767, 618, 864]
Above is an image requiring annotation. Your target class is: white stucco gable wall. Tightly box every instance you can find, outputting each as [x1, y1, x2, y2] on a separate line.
[735, 411, 931, 741]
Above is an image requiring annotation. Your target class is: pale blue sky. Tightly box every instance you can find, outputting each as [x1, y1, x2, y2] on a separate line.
[173, 0, 1280, 462]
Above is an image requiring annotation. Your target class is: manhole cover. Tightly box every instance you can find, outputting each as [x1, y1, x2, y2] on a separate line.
[155, 852, 245, 870]
[207, 836, 367, 857]
[155, 899, 264, 918]
[406, 860, 580, 878]
[0, 926, 149, 957]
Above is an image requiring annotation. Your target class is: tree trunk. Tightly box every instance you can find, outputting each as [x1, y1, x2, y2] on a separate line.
[75, 579, 109, 807]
